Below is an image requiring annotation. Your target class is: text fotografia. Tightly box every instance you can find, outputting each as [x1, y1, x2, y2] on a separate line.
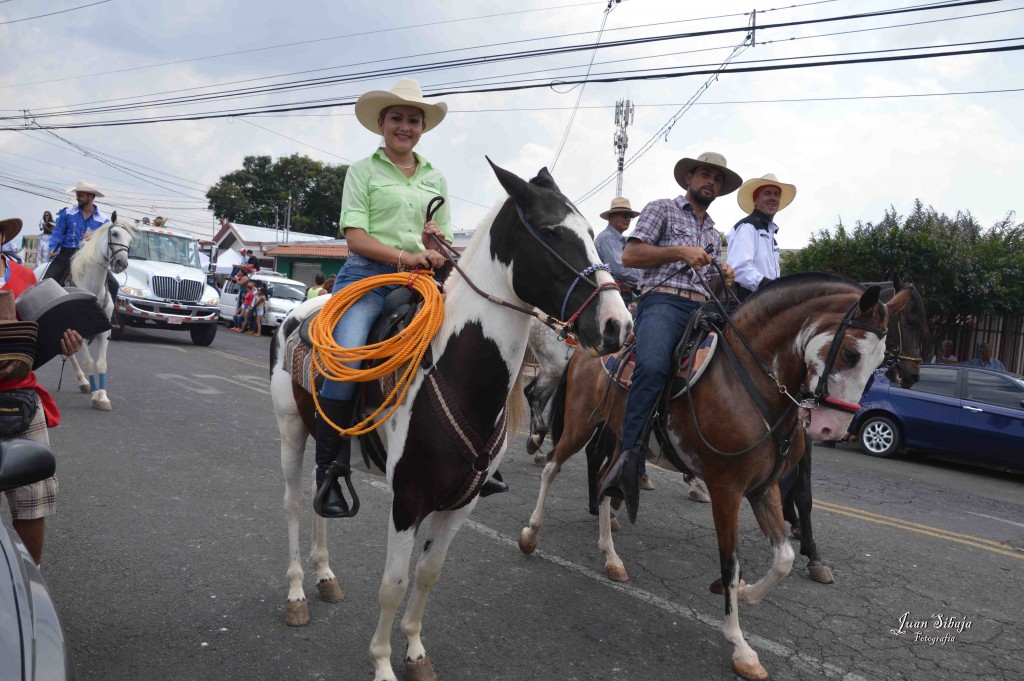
[891, 613, 972, 645]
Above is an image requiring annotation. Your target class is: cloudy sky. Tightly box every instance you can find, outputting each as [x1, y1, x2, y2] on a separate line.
[1, 0, 1021, 250]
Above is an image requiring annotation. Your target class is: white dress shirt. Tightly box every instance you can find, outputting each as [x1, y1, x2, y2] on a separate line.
[726, 212, 780, 292]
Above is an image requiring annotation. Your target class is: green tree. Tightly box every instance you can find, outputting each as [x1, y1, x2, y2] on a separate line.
[782, 201, 1024, 348]
[206, 154, 348, 237]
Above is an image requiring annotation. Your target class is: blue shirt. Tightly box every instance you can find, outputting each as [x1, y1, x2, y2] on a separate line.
[595, 224, 641, 288]
[963, 357, 1006, 371]
[51, 205, 108, 251]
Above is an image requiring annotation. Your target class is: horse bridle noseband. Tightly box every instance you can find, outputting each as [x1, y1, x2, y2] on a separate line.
[883, 314, 922, 368]
[426, 196, 618, 339]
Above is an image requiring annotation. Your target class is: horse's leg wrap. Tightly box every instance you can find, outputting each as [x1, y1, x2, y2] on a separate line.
[98, 373, 107, 390]
[88, 375, 97, 392]
[313, 398, 359, 519]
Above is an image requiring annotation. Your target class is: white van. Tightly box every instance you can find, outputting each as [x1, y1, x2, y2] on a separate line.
[219, 271, 308, 332]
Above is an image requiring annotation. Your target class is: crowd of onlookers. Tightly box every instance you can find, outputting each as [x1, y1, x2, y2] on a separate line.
[932, 340, 1007, 371]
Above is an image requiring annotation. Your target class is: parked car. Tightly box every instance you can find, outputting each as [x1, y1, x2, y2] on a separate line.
[0, 440, 76, 681]
[850, 364, 1024, 471]
[218, 271, 308, 331]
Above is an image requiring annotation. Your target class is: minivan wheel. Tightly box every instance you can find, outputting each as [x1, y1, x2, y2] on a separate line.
[859, 415, 901, 458]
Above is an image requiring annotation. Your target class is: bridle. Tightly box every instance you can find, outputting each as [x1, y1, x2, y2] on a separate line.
[426, 195, 618, 339]
[883, 313, 922, 369]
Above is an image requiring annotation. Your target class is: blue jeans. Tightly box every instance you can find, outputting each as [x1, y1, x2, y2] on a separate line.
[620, 294, 700, 463]
[319, 255, 399, 400]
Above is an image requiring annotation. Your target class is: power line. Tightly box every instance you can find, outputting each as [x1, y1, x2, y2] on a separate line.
[0, 0, 112, 26]
[10, 39, 1021, 131]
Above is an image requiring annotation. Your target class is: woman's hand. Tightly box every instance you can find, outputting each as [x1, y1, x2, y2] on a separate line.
[422, 220, 447, 250]
[404, 250, 446, 270]
[60, 329, 84, 356]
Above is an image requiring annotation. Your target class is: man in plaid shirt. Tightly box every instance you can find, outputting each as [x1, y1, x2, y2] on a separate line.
[599, 152, 741, 523]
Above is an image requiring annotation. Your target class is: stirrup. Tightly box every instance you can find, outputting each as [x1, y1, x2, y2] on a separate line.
[313, 462, 360, 519]
[480, 470, 509, 497]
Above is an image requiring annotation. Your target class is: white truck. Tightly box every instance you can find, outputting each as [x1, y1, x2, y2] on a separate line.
[114, 224, 221, 345]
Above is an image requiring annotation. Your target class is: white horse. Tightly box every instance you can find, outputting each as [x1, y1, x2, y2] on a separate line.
[65, 214, 135, 410]
[269, 162, 631, 681]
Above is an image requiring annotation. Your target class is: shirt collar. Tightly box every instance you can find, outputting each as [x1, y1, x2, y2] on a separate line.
[372, 148, 433, 171]
[673, 196, 714, 228]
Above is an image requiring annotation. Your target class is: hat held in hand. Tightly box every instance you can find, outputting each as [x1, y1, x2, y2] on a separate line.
[0, 290, 39, 380]
[15, 279, 111, 369]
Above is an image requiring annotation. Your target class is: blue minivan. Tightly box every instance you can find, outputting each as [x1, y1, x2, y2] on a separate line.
[850, 364, 1024, 471]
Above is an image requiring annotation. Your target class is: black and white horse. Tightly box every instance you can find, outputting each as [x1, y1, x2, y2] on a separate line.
[269, 161, 631, 681]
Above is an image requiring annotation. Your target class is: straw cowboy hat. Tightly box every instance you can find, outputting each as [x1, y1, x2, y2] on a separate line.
[66, 180, 104, 198]
[737, 173, 797, 214]
[673, 151, 743, 196]
[0, 290, 39, 380]
[15, 279, 111, 369]
[0, 218, 23, 246]
[599, 197, 641, 221]
[354, 78, 448, 133]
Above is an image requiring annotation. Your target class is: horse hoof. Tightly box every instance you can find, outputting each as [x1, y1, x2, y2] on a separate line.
[688, 488, 711, 503]
[316, 578, 345, 602]
[404, 655, 437, 681]
[808, 563, 835, 584]
[526, 436, 540, 455]
[518, 528, 538, 555]
[789, 525, 802, 540]
[79, 384, 91, 394]
[606, 565, 629, 582]
[609, 516, 621, 532]
[733, 659, 769, 680]
[92, 399, 112, 411]
[284, 599, 310, 627]
[532, 451, 546, 467]
[710, 578, 747, 595]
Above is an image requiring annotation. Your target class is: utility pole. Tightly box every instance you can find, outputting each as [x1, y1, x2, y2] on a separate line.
[613, 98, 634, 197]
[285, 193, 292, 244]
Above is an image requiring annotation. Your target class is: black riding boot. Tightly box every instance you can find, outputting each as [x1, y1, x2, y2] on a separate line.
[480, 468, 509, 497]
[313, 397, 360, 519]
[597, 448, 643, 524]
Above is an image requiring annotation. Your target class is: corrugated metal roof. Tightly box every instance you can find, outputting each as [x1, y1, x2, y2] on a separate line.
[229, 222, 334, 244]
[266, 243, 350, 258]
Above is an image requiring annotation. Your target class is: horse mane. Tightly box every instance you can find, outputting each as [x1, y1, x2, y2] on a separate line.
[734, 272, 864, 323]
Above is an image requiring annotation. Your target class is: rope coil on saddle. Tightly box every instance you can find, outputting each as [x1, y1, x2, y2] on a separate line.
[309, 269, 443, 436]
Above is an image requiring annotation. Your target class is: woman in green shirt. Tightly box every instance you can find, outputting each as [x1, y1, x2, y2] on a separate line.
[314, 78, 455, 517]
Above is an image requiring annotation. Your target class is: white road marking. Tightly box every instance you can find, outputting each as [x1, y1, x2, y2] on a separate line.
[194, 374, 271, 394]
[155, 373, 222, 394]
[967, 512, 1024, 529]
[134, 343, 188, 353]
[366, 480, 869, 681]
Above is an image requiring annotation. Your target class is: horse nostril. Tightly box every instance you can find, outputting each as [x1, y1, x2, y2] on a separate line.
[603, 319, 621, 346]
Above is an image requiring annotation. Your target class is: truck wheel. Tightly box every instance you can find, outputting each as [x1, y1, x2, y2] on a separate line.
[110, 312, 127, 341]
[190, 323, 217, 347]
[858, 415, 901, 458]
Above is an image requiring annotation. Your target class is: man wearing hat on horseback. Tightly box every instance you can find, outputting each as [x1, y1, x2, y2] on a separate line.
[595, 197, 643, 306]
[598, 152, 738, 521]
[45, 181, 121, 326]
[726, 173, 797, 302]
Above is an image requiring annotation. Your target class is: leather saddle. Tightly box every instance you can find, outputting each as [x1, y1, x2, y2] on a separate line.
[602, 329, 718, 399]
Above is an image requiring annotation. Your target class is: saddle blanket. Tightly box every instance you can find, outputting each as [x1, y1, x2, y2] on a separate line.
[603, 333, 718, 398]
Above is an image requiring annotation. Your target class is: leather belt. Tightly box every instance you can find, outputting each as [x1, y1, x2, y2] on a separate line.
[641, 285, 708, 302]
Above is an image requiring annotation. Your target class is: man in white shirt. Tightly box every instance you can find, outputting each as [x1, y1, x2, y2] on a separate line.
[726, 173, 796, 301]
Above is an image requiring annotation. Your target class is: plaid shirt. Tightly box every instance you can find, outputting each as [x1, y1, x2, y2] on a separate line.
[629, 196, 722, 294]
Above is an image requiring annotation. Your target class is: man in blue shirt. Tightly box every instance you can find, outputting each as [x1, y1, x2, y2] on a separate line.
[964, 343, 1007, 371]
[45, 181, 120, 323]
[594, 197, 642, 305]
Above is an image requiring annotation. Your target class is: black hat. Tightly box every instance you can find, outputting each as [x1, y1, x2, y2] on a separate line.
[14, 279, 111, 369]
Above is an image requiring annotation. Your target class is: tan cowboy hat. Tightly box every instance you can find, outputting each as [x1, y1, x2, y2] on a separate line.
[0, 218, 22, 245]
[354, 78, 448, 133]
[599, 197, 640, 221]
[737, 173, 797, 214]
[673, 151, 743, 196]
[66, 180, 104, 198]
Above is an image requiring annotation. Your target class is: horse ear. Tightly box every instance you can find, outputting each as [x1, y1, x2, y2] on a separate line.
[892, 272, 903, 291]
[530, 167, 561, 193]
[486, 157, 532, 205]
[859, 285, 881, 314]
[884, 287, 912, 317]
[110, 210, 117, 224]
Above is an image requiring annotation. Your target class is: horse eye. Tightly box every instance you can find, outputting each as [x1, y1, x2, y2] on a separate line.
[842, 348, 860, 365]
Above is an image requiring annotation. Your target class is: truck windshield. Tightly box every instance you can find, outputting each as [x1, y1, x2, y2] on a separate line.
[129, 231, 201, 268]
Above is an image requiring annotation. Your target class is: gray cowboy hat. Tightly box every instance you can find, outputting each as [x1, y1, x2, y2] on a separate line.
[15, 279, 111, 369]
[673, 151, 743, 196]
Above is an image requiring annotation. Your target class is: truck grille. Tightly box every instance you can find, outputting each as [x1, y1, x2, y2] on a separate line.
[151, 276, 204, 303]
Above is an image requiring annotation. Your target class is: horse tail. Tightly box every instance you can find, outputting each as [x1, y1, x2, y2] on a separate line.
[506, 362, 528, 437]
[549, 363, 570, 446]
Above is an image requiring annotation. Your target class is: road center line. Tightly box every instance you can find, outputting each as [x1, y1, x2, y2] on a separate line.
[366, 480, 869, 681]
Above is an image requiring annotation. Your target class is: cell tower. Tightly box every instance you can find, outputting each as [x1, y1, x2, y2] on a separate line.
[612, 98, 634, 197]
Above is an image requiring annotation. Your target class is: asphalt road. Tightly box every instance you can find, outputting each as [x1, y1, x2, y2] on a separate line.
[31, 323, 1024, 681]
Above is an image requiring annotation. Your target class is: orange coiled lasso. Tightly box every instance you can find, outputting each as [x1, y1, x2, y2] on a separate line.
[309, 269, 444, 436]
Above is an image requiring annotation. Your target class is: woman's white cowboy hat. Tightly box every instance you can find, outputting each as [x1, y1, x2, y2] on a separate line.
[737, 173, 797, 214]
[673, 151, 743, 196]
[0, 218, 23, 245]
[354, 78, 448, 133]
[599, 197, 640, 221]
[66, 180, 104, 198]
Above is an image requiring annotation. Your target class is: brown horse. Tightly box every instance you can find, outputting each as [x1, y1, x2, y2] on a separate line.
[519, 274, 908, 680]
